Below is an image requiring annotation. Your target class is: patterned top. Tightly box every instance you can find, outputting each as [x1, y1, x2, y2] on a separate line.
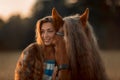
[42, 60, 55, 80]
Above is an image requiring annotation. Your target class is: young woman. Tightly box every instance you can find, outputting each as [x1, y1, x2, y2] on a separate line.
[15, 16, 58, 80]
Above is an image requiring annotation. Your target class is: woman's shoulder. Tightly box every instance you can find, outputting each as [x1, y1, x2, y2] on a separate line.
[23, 42, 40, 53]
[20, 43, 41, 60]
[16, 43, 43, 67]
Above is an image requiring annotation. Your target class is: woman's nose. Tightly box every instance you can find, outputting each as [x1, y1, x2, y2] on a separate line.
[43, 31, 49, 38]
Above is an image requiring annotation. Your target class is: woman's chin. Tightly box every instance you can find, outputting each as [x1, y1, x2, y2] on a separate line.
[44, 43, 52, 46]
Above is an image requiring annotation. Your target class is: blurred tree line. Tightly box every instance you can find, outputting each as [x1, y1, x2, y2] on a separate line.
[0, 0, 120, 51]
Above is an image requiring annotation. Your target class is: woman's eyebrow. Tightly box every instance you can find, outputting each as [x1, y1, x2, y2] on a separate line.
[47, 28, 54, 30]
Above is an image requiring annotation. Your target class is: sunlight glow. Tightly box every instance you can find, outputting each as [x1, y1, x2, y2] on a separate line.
[0, 0, 36, 21]
[66, 0, 78, 4]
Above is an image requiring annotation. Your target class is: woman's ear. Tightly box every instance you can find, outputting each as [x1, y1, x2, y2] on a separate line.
[80, 8, 89, 27]
[52, 8, 64, 31]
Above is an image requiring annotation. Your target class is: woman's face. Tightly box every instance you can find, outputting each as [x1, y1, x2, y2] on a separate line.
[41, 22, 56, 46]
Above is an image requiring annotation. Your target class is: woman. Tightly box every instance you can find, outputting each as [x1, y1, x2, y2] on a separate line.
[15, 16, 58, 80]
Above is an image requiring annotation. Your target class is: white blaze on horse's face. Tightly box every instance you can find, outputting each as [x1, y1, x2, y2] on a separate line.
[41, 22, 56, 46]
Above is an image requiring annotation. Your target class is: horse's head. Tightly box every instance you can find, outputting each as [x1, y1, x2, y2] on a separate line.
[52, 7, 90, 62]
[52, 8, 91, 80]
[51, 8, 108, 80]
[52, 7, 90, 50]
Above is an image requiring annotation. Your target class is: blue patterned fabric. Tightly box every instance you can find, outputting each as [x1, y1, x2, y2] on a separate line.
[43, 60, 55, 80]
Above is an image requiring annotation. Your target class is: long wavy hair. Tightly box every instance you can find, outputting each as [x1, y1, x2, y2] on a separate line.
[35, 16, 55, 78]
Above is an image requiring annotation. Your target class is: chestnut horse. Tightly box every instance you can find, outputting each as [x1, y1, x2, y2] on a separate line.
[52, 8, 108, 80]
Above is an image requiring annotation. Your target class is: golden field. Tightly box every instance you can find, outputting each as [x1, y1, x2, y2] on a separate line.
[0, 51, 120, 80]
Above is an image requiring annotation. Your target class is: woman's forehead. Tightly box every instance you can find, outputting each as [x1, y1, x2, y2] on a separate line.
[41, 22, 54, 29]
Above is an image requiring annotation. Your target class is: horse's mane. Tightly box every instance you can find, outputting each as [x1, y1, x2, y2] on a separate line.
[63, 15, 107, 80]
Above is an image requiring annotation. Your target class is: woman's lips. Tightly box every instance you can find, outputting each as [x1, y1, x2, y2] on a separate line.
[44, 40, 49, 42]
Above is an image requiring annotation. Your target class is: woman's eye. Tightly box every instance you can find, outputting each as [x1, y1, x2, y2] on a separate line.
[48, 30, 54, 32]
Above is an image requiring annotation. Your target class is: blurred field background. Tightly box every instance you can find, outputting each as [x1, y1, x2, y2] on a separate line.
[0, 0, 120, 80]
[0, 51, 120, 80]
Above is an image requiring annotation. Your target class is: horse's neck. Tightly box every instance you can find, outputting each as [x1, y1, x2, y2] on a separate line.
[43, 46, 55, 60]
[55, 44, 69, 65]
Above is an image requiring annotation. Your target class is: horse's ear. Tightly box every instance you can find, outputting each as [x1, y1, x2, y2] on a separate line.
[80, 8, 89, 27]
[52, 8, 64, 31]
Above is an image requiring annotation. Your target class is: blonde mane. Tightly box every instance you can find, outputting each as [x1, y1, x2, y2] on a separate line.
[63, 15, 107, 80]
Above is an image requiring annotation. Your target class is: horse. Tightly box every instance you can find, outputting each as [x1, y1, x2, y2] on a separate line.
[52, 8, 108, 80]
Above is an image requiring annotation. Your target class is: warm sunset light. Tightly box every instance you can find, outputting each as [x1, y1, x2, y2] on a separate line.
[0, 0, 36, 21]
